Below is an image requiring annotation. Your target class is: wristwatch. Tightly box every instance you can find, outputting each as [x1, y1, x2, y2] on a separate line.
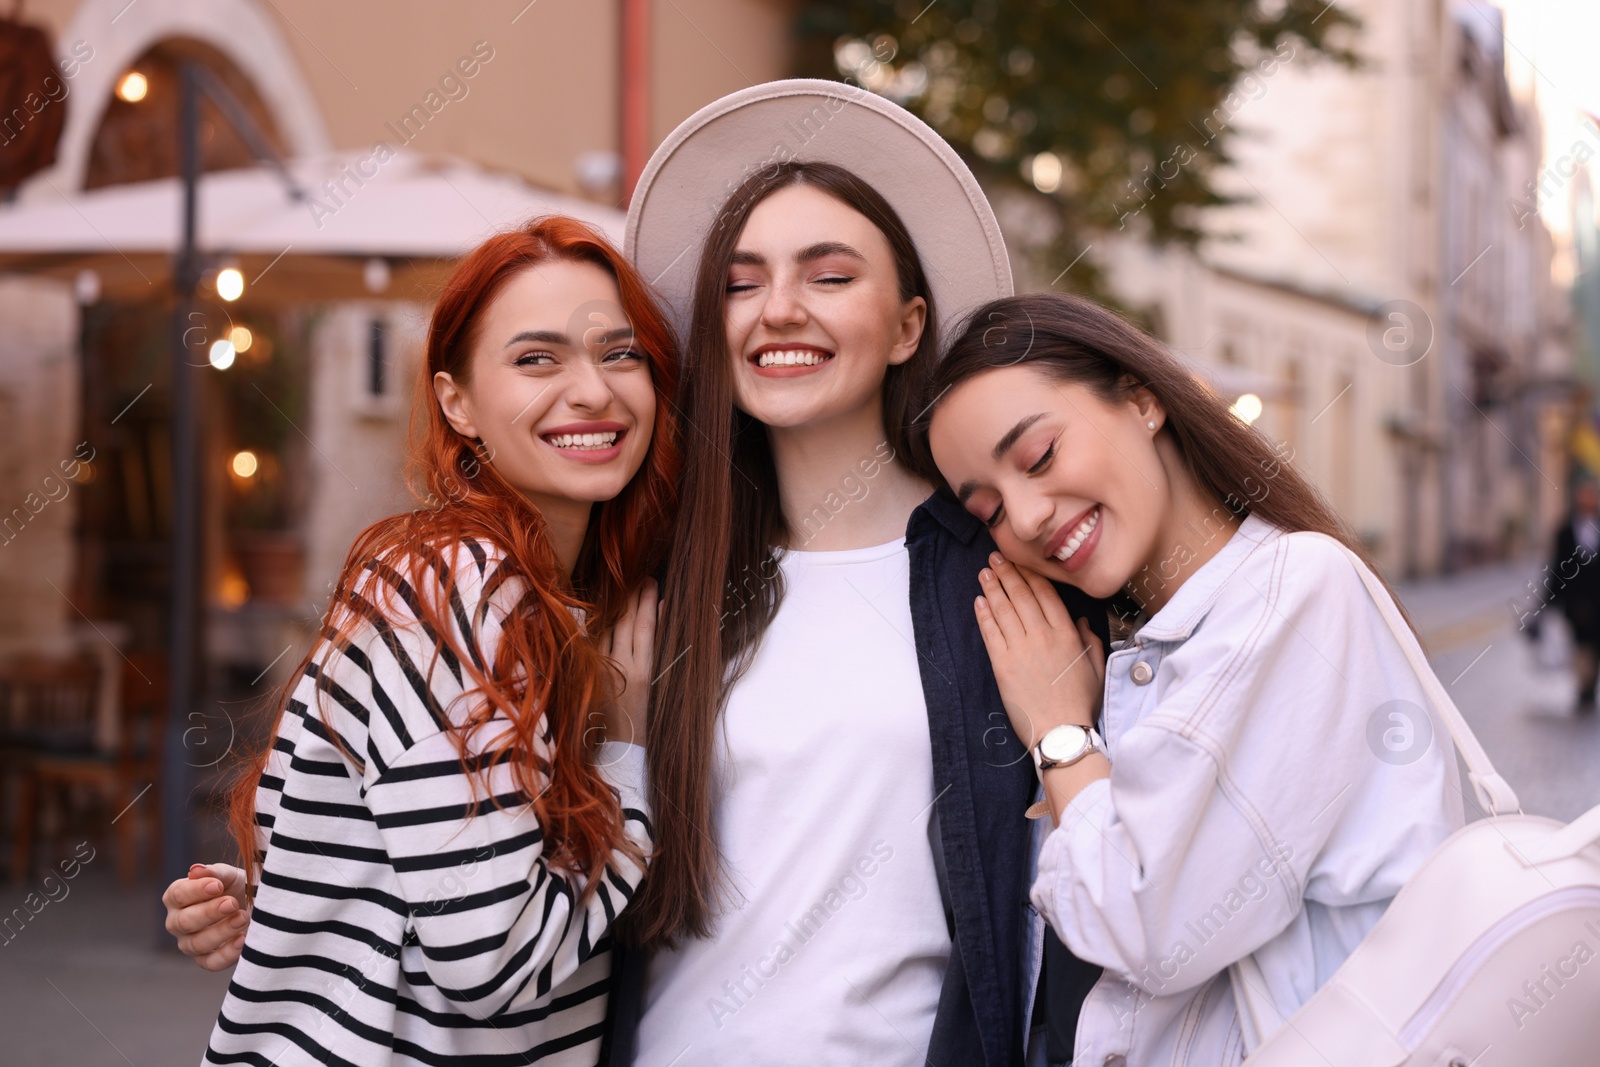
[1031, 723, 1106, 775]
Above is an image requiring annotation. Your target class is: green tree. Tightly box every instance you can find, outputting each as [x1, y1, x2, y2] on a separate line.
[797, 0, 1360, 295]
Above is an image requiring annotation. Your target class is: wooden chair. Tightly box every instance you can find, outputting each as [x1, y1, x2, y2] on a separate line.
[3, 655, 100, 881]
[9, 654, 166, 884]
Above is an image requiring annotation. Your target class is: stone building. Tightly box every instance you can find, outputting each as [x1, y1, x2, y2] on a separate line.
[1085, 0, 1570, 577]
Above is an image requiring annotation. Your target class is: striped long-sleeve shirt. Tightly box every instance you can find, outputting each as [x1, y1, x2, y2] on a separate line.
[204, 540, 652, 1067]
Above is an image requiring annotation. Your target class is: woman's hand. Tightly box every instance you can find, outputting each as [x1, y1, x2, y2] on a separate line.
[599, 578, 658, 747]
[162, 862, 251, 970]
[975, 552, 1106, 749]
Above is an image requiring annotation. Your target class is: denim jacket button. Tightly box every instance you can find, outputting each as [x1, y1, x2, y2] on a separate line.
[1129, 661, 1153, 685]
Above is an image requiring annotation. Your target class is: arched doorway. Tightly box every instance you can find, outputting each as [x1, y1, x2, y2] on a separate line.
[76, 38, 310, 644]
[83, 37, 285, 190]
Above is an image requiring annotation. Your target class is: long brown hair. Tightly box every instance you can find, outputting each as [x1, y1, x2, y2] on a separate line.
[229, 216, 680, 894]
[629, 161, 938, 946]
[917, 291, 1403, 617]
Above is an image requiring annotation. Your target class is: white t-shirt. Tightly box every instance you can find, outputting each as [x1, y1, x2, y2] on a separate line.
[636, 539, 952, 1066]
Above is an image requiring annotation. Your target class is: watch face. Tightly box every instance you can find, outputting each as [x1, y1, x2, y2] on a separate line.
[1040, 724, 1088, 763]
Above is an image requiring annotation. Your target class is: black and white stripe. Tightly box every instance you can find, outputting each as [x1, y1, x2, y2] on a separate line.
[205, 540, 651, 1067]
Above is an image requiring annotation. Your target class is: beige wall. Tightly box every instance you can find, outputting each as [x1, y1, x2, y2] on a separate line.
[300, 302, 426, 607]
[26, 0, 795, 198]
[651, 0, 794, 146]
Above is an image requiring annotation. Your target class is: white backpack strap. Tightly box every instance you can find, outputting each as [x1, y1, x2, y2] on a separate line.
[1333, 542, 1521, 817]
[1519, 799, 1600, 865]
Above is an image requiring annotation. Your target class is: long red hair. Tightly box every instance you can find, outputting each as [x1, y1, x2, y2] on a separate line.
[228, 216, 680, 891]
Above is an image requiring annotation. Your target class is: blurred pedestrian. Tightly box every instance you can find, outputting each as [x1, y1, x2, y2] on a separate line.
[1552, 479, 1600, 712]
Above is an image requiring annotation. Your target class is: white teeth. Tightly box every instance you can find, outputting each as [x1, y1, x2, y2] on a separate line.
[755, 349, 827, 368]
[546, 431, 617, 449]
[1053, 507, 1100, 562]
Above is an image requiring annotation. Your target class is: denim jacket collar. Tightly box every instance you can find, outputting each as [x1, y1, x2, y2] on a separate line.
[1135, 513, 1280, 643]
[916, 488, 985, 546]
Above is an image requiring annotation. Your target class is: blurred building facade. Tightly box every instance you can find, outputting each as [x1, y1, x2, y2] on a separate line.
[0, 0, 1573, 703]
[1084, 0, 1571, 578]
[0, 0, 793, 680]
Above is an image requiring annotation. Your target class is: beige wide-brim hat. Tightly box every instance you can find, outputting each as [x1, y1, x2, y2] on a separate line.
[625, 78, 1013, 344]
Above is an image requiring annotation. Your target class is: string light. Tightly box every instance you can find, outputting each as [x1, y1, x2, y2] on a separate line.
[116, 71, 148, 103]
[216, 268, 244, 302]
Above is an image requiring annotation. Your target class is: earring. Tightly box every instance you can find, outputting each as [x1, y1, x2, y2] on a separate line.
[1147, 421, 1157, 430]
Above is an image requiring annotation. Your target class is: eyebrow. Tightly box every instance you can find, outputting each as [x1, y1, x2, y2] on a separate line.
[728, 241, 868, 268]
[955, 412, 1048, 503]
[993, 413, 1048, 460]
[504, 326, 634, 348]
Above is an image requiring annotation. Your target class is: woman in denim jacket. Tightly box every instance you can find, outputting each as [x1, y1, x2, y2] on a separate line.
[923, 292, 1464, 1066]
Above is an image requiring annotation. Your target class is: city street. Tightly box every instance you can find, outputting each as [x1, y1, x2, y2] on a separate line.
[3, 559, 1598, 1066]
[1402, 560, 1600, 822]
[0, 0, 1594, 1061]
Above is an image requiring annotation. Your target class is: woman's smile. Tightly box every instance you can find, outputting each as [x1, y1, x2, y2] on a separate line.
[1046, 504, 1102, 571]
[747, 343, 835, 377]
[539, 420, 630, 464]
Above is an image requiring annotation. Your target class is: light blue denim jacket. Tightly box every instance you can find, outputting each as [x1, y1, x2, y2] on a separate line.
[1026, 515, 1464, 1066]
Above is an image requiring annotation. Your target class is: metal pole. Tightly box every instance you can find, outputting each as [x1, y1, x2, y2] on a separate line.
[159, 61, 202, 925]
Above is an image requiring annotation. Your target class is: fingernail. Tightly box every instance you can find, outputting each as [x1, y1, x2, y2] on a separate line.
[231, 913, 249, 928]
[217, 895, 235, 913]
[980, 569, 993, 581]
[207, 880, 223, 895]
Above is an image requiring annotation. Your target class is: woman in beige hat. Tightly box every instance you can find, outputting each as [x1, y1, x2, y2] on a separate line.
[611, 82, 1105, 1067]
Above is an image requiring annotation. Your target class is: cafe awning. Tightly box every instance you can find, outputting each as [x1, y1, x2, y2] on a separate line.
[0, 150, 624, 303]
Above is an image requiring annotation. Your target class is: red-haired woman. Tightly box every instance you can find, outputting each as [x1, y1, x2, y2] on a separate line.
[164, 216, 679, 1066]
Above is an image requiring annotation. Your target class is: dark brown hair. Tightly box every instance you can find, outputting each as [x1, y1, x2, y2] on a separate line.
[628, 161, 937, 946]
[917, 290, 1405, 620]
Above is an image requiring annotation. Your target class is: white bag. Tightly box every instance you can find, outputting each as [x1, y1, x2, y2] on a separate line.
[1537, 608, 1571, 670]
[1231, 543, 1600, 1067]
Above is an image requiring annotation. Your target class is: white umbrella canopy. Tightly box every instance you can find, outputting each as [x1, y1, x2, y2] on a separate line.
[0, 151, 623, 302]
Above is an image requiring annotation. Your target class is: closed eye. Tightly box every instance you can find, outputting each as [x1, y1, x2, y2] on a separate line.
[1028, 440, 1057, 475]
[816, 275, 853, 285]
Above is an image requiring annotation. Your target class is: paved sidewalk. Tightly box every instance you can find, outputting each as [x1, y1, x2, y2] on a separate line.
[0, 868, 230, 1066]
[1395, 558, 1600, 823]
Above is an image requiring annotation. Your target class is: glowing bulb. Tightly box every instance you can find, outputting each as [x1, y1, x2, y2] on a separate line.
[231, 450, 259, 478]
[116, 71, 148, 103]
[1029, 151, 1063, 194]
[209, 339, 236, 370]
[216, 268, 244, 302]
[220, 572, 250, 608]
[1229, 392, 1264, 425]
[228, 325, 253, 353]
